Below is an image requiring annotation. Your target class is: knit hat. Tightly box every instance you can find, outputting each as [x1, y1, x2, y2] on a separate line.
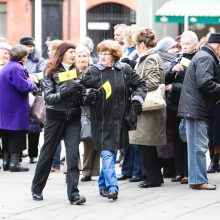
[0, 42, 12, 51]
[19, 37, 35, 46]
[156, 37, 178, 53]
[208, 33, 220, 43]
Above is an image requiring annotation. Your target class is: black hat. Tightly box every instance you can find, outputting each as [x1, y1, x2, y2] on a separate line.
[19, 37, 35, 46]
[208, 33, 220, 43]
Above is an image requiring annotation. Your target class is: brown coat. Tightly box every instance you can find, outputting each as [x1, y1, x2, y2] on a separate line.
[129, 49, 166, 146]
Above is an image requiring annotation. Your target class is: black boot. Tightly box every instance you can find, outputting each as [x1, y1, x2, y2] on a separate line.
[9, 153, 29, 172]
[3, 152, 10, 171]
[207, 153, 220, 173]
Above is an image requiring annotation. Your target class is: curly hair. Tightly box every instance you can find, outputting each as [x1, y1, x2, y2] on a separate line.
[135, 28, 157, 48]
[97, 39, 123, 62]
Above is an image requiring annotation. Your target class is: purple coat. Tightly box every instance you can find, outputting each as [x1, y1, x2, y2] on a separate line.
[0, 60, 36, 131]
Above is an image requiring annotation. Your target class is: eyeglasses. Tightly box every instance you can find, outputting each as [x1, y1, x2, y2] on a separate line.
[98, 52, 112, 57]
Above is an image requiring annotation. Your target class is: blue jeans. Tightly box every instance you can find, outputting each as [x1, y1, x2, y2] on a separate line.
[98, 150, 118, 192]
[186, 118, 209, 185]
[52, 142, 61, 169]
[122, 144, 141, 177]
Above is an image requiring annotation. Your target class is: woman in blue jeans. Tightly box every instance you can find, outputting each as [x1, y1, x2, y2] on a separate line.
[82, 39, 146, 200]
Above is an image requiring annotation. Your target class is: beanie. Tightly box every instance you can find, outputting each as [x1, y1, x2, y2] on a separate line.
[19, 37, 35, 46]
[208, 33, 220, 43]
[0, 42, 12, 51]
[156, 37, 178, 53]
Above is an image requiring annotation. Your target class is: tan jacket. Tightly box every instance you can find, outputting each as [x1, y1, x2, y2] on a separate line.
[129, 48, 166, 146]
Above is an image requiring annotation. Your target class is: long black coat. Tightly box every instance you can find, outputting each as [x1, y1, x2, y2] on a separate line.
[82, 62, 147, 151]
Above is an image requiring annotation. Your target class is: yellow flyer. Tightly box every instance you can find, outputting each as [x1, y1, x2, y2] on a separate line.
[58, 69, 77, 82]
[102, 80, 112, 99]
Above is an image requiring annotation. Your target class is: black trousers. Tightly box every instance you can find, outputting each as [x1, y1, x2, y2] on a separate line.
[31, 118, 81, 202]
[28, 132, 40, 158]
[139, 145, 163, 186]
[167, 108, 188, 177]
[2, 130, 26, 153]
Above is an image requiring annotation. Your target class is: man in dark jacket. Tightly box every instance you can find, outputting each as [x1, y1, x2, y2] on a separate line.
[178, 33, 220, 190]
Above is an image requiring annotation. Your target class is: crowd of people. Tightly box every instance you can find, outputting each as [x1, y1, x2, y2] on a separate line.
[1, 24, 220, 205]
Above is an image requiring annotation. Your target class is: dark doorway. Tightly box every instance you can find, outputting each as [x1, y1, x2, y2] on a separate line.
[31, 0, 63, 58]
[87, 3, 136, 52]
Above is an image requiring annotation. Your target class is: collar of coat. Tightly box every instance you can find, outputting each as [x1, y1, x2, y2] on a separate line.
[94, 61, 123, 70]
[139, 48, 156, 62]
[201, 44, 219, 65]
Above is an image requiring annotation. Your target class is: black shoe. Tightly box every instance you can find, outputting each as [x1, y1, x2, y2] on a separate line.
[9, 164, 29, 172]
[3, 161, 10, 171]
[99, 188, 108, 197]
[70, 195, 86, 205]
[117, 175, 130, 181]
[138, 180, 161, 188]
[129, 176, 142, 182]
[32, 192, 43, 201]
[30, 157, 37, 164]
[171, 175, 182, 182]
[81, 176, 91, 182]
[107, 189, 118, 200]
[180, 177, 188, 184]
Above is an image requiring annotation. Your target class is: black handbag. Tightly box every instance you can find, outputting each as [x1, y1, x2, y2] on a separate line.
[80, 113, 92, 141]
[125, 101, 137, 131]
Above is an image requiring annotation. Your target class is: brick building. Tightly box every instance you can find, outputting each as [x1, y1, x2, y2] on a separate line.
[0, 0, 136, 57]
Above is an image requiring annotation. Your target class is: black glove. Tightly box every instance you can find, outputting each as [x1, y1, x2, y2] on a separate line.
[84, 88, 99, 105]
[60, 81, 81, 99]
[132, 101, 142, 115]
[121, 58, 137, 69]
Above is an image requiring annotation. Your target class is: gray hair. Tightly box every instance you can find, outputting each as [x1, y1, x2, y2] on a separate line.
[114, 23, 127, 30]
[10, 44, 29, 61]
[181, 31, 198, 44]
[76, 45, 90, 55]
[79, 37, 94, 52]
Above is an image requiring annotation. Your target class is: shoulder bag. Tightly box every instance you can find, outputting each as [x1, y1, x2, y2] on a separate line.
[31, 95, 46, 123]
[141, 54, 166, 111]
[80, 108, 92, 141]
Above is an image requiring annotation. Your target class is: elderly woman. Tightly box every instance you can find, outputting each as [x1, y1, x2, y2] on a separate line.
[166, 31, 198, 184]
[129, 28, 166, 188]
[0, 44, 36, 172]
[0, 42, 12, 69]
[82, 39, 146, 200]
[75, 45, 100, 182]
[31, 42, 86, 205]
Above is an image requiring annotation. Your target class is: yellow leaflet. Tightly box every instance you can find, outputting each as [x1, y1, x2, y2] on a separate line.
[102, 80, 112, 99]
[58, 69, 77, 82]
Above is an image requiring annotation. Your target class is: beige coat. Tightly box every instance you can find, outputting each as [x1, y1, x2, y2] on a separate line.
[129, 49, 166, 146]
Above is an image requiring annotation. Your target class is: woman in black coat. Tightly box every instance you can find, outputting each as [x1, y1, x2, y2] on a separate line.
[31, 42, 86, 205]
[82, 39, 147, 200]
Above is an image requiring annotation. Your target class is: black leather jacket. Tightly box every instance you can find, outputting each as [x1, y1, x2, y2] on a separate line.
[42, 64, 82, 120]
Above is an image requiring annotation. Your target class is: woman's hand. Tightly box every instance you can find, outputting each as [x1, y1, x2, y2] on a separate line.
[172, 64, 184, 73]
[165, 84, 172, 92]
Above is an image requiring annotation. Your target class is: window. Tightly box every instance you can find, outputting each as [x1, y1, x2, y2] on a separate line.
[0, 3, 6, 37]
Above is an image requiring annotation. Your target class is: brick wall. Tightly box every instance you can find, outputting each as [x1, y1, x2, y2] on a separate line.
[2, 0, 32, 45]
[2, 0, 135, 45]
